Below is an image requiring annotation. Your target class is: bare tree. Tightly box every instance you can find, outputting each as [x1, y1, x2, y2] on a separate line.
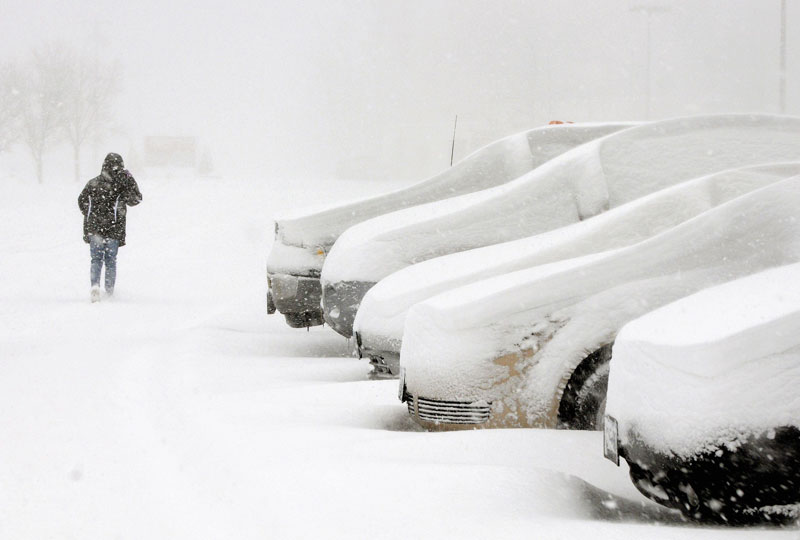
[62, 52, 121, 182]
[19, 44, 70, 183]
[16, 43, 120, 184]
[0, 62, 22, 155]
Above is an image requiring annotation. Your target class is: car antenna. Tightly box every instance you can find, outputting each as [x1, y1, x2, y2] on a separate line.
[450, 114, 458, 167]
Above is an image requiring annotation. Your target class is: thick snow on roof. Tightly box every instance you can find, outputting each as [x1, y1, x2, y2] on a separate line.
[405, 176, 800, 332]
[617, 264, 800, 377]
[606, 263, 800, 457]
[323, 114, 800, 284]
[400, 177, 800, 405]
[275, 122, 632, 249]
[353, 163, 800, 353]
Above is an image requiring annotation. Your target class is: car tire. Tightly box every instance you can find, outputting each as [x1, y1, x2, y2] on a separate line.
[558, 344, 613, 430]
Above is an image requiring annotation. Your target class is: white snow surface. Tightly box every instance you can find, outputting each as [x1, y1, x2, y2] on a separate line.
[274, 122, 633, 250]
[606, 263, 800, 457]
[400, 177, 800, 416]
[354, 162, 800, 354]
[322, 114, 800, 284]
[5, 175, 789, 538]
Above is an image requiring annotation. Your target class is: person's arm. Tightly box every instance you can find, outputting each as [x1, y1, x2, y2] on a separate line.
[78, 185, 90, 215]
[121, 170, 142, 206]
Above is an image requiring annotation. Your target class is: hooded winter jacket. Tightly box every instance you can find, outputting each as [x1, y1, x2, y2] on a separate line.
[78, 169, 142, 246]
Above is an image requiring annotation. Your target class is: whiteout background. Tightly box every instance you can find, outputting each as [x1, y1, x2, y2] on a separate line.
[2, 0, 798, 181]
[0, 174, 796, 539]
[2, 0, 799, 536]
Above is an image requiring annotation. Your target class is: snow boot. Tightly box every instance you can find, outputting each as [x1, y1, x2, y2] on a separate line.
[91, 286, 101, 303]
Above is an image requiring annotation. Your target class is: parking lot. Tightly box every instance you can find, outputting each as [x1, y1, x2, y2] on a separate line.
[0, 177, 795, 539]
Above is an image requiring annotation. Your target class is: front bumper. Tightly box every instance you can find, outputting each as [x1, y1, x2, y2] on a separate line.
[358, 348, 400, 379]
[355, 332, 401, 377]
[367, 351, 400, 378]
[268, 272, 324, 328]
[404, 391, 493, 430]
[321, 280, 377, 338]
[608, 420, 800, 524]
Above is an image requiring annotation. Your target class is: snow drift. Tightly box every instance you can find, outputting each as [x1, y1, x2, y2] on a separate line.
[400, 176, 800, 428]
[354, 162, 800, 362]
[271, 122, 633, 259]
[323, 114, 800, 285]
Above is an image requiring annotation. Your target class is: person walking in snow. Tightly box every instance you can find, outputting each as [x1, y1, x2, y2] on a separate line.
[78, 153, 142, 302]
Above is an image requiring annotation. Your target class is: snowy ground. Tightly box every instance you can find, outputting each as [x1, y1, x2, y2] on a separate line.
[0, 174, 796, 539]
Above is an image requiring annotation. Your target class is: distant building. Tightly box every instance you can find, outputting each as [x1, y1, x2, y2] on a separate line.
[143, 136, 197, 169]
[134, 136, 215, 178]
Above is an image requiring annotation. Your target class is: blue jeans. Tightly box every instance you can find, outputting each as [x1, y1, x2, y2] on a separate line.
[89, 235, 119, 292]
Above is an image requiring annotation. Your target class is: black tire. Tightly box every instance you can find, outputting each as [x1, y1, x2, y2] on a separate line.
[558, 344, 613, 430]
[267, 289, 276, 314]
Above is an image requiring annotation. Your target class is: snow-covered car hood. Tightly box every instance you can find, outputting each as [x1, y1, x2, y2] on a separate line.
[606, 262, 800, 457]
[322, 114, 800, 286]
[400, 176, 800, 414]
[266, 240, 327, 276]
[354, 162, 800, 354]
[272, 122, 634, 252]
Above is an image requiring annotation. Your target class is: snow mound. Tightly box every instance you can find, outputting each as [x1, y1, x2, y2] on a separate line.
[400, 176, 800, 409]
[354, 162, 800, 352]
[606, 263, 800, 457]
[275, 122, 633, 249]
[322, 114, 800, 284]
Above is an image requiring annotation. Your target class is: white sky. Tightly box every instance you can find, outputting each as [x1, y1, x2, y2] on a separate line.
[2, 0, 798, 180]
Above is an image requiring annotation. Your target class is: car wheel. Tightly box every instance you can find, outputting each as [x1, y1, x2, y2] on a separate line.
[558, 344, 613, 430]
[267, 289, 276, 314]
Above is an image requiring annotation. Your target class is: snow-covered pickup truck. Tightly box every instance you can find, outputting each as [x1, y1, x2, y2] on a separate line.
[398, 175, 800, 432]
[321, 114, 800, 338]
[353, 163, 800, 376]
[604, 263, 800, 524]
[267, 122, 633, 328]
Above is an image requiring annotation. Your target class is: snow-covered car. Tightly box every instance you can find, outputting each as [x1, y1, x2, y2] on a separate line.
[353, 163, 800, 376]
[603, 263, 800, 524]
[267, 122, 632, 328]
[398, 176, 800, 431]
[321, 114, 800, 338]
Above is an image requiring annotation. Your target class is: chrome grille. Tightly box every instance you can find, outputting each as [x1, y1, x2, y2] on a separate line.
[407, 394, 491, 425]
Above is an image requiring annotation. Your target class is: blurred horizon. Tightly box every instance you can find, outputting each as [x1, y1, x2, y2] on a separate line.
[1, 0, 798, 183]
